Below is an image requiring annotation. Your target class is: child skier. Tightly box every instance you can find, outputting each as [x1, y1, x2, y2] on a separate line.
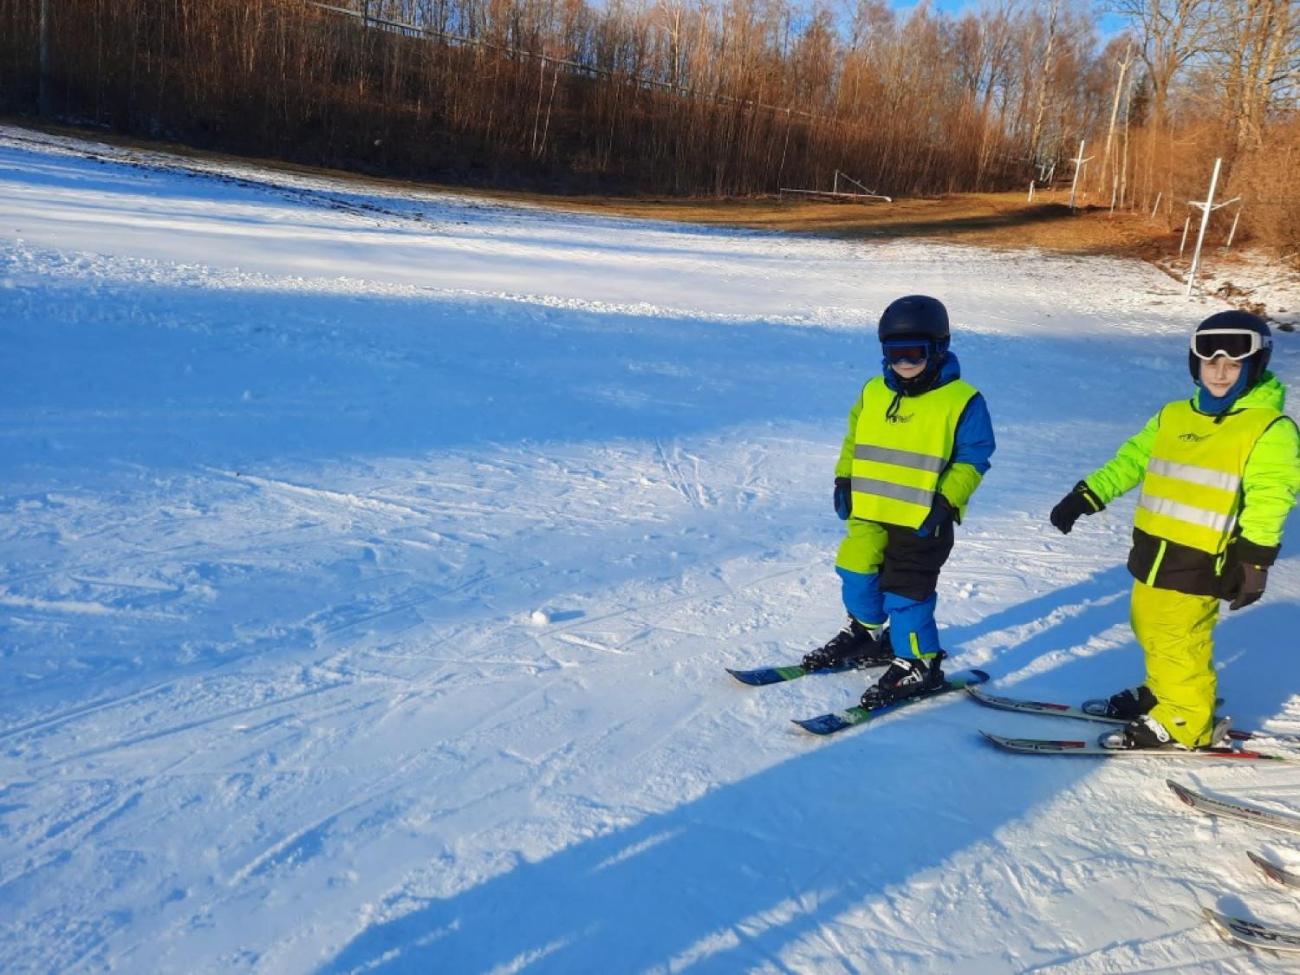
[1050, 310, 1300, 750]
[803, 295, 995, 707]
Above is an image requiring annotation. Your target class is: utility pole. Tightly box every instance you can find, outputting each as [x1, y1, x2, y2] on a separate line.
[38, 0, 51, 116]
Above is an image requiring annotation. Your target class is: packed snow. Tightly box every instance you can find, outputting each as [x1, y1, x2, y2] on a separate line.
[3, 123, 1300, 973]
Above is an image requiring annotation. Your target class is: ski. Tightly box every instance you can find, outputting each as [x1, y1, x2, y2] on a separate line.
[1249, 851, 1300, 888]
[726, 659, 886, 687]
[1167, 779, 1300, 833]
[966, 686, 1119, 723]
[793, 669, 990, 736]
[980, 731, 1287, 761]
[1204, 908, 1300, 953]
[966, 686, 1294, 743]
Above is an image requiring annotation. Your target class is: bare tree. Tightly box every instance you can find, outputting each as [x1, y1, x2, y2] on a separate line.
[1108, 0, 1215, 128]
[1212, 0, 1297, 156]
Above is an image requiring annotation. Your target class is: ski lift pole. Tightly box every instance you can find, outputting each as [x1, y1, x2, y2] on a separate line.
[1150, 191, 1161, 219]
[1185, 159, 1221, 297]
[1068, 140, 1092, 212]
[39, 0, 51, 116]
[1179, 216, 1191, 257]
[1185, 159, 1240, 297]
[1225, 210, 1242, 250]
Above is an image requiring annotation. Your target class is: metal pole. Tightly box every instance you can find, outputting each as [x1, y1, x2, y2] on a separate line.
[1225, 210, 1242, 250]
[834, 170, 839, 195]
[1179, 216, 1191, 256]
[1151, 192, 1162, 219]
[1186, 158, 1222, 297]
[1069, 139, 1085, 211]
[38, 0, 51, 116]
[1028, 181, 1035, 203]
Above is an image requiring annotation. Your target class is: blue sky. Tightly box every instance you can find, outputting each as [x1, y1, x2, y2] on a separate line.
[893, 0, 1126, 37]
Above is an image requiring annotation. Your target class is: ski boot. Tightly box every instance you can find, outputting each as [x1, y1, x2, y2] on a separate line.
[859, 652, 946, 709]
[1082, 684, 1157, 720]
[801, 617, 891, 672]
[1098, 714, 1179, 751]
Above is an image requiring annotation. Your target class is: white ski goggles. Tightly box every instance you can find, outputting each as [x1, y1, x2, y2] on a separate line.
[1190, 328, 1269, 362]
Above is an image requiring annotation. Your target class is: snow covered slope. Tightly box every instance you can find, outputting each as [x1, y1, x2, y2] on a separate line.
[3, 124, 1300, 973]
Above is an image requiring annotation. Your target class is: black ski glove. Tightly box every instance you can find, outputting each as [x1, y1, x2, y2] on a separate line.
[917, 493, 954, 538]
[1050, 481, 1103, 534]
[1229, 563, 1268, 611]
[834, 477, 852, 520]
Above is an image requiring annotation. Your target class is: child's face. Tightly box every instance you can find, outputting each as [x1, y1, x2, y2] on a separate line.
[891, 358, 927, 380]
[1200, 355, 1243, 397]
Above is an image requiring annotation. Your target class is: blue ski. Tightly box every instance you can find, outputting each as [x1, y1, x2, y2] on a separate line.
[793, 669, 991, 736]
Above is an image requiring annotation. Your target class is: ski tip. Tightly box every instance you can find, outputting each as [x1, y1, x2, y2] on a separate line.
[1246, 850, 1281, 881]
[1202, 907, 1231, 934]
[793, 714, 848, 736]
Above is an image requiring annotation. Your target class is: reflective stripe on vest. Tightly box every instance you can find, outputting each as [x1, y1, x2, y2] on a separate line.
[1133, 400, 1280, 555]
[849, 376, 978, 529]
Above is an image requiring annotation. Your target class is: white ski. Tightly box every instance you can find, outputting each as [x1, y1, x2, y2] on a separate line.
[1167, 779, 1300, 833]
[980, 731, 1286, 761]
[1204, 907, 1300, 952]
[1248, 851, 1300, 889]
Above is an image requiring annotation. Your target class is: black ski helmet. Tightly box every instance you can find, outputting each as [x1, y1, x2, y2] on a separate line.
[1188, 309, 1272, 389]
[878, 295, 950, 351]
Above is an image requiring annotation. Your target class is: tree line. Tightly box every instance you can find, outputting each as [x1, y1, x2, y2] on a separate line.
[0, 0, 1295, 251]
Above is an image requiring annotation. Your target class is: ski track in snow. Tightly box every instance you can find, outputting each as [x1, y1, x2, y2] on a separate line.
[3, 123, 1300, 973]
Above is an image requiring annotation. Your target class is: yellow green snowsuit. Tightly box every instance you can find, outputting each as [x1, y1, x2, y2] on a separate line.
[1083, 373, 1300, 746]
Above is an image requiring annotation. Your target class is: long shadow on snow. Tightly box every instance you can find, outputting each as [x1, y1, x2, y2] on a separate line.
[315, 551, 1299, 973]
[316, 690, 1095, 974]
[311, 562, 1133, 975]
[3, 280, 1195, 478]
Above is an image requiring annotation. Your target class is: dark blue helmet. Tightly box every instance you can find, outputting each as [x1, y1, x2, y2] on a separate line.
[879, 295, 950, 352]
[1188, 309, 1272, 389]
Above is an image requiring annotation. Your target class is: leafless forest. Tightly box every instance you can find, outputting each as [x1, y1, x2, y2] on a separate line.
[1, 0, 1296, 249]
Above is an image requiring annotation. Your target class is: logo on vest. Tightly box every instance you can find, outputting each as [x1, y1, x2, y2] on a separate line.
[1178, 432, 1211, 443]
[886, 412, 914, 424]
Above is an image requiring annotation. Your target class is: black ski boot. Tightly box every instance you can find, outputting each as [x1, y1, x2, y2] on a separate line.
[802, 617, 891, 672]
[860, 652, 946, 709]
[1098, 714, 1177, 750]
[1083, 685, 1157, 720]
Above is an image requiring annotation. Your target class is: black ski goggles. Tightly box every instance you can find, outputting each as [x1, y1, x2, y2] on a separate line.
[883, 339, 932, 365]
[1190, 328, 1268, 361]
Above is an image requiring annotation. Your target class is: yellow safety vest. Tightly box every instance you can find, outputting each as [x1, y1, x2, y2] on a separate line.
[1134, 400, 1281, 555]
[850, 377, 978, 529]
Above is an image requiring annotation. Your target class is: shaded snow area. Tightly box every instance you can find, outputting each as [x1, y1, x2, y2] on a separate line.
[4, 123, 1300, 974]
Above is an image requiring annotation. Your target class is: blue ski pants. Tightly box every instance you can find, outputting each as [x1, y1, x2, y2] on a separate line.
[834, 517, 954, 659]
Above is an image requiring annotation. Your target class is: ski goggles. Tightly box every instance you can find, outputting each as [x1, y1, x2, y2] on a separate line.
[883, 339, 932, 365]
[1190, 328, 1268, 361]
